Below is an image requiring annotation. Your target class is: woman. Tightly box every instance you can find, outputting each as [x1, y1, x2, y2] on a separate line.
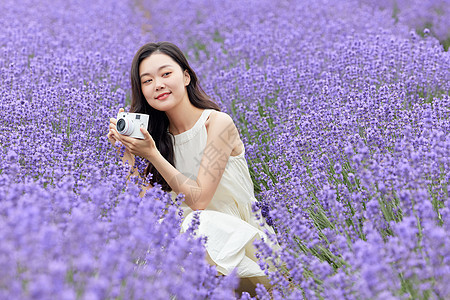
[107, 42, 278, 295]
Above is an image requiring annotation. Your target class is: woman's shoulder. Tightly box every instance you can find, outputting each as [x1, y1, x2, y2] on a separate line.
[205, 110, 235, 132]
[204, 110, 243, 155]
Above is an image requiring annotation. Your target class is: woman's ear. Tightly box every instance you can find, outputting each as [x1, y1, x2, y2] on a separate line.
[184, 70, 191, 86]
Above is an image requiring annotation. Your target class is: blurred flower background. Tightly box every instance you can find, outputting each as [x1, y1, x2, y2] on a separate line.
[0, 0, 449, 299]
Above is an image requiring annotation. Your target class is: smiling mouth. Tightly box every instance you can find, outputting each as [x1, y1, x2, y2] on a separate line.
[156, 92, 171, 100]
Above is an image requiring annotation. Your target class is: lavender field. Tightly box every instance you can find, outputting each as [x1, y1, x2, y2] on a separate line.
[1, 0, 449, 299]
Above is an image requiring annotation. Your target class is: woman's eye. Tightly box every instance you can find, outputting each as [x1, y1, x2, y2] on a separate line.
[143, 79, 152, 84]
[163, 72, 171, 77]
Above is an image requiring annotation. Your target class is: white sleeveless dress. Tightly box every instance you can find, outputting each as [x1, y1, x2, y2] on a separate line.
[169, 109, 278, 278]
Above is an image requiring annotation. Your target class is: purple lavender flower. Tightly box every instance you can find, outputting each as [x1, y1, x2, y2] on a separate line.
[1, 0, 449, 298]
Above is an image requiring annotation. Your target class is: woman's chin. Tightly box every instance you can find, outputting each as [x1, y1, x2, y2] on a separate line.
[148, 101, 177, 112]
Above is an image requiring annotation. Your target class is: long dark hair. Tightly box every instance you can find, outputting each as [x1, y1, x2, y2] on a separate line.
[130, 41, 221, 191]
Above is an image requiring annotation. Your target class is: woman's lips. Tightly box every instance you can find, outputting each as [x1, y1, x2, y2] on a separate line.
[156, 92, 171, 100]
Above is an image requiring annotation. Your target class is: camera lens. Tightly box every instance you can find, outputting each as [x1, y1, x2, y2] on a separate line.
[116, 117, 134, 136]
[117, 119, 126, 132]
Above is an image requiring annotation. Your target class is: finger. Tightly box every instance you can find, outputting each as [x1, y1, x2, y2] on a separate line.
[110, 117, 117, 125]
[110, 129, 122, 142]
[114, 134, 122, 143]
[109, 123, 118, 131]
[140, 127, 152, 140]
[120, 135, 134, 145]
[107, 130, 114, 139]
[107, 132, 119, 146]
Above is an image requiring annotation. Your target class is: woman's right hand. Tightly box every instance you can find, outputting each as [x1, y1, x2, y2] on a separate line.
[107, 108, 136, 166]
[107, 108, 147, 191]
[107, 108, 125, 148]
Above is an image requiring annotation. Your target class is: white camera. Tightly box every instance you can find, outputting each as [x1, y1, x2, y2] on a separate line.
[116, 112, 149, 139]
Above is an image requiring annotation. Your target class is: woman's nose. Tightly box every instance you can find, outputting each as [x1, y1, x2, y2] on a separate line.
[155, 78, 165, 90]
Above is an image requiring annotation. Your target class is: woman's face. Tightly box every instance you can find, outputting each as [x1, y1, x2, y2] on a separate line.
[139, 53, 191, 111]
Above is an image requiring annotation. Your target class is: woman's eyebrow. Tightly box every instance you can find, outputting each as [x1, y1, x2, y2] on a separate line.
[140, 64, 174, 78]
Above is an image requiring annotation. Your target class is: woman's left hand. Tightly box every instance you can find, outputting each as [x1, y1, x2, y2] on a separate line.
[119, 127, 159, 161]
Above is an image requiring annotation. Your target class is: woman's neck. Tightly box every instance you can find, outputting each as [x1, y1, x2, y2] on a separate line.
[165, 102, 204, 135]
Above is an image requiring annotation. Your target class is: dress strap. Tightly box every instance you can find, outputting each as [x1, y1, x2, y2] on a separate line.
[169, 109, 215, 145]
[199, 109, 214, 125]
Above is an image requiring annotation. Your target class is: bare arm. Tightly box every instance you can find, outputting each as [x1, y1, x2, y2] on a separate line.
[119, 112, 240, 210]
[107, 108, 153, 193]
